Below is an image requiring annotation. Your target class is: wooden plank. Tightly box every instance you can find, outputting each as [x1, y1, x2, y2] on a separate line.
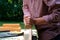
[0, 23, 21, 32]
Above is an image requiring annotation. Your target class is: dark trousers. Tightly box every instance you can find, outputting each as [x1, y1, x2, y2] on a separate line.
[35, 25, 60, 40]
[38, 29, 60, 40]
[51, 34, 60, 40]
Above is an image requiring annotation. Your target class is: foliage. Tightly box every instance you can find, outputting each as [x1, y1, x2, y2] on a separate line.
[0, 0, 23, 22]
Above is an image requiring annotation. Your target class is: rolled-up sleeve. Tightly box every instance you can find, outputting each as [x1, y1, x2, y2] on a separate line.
[43, 0, 56, 6]
[42, 13, 57, 22]
[22, 0, 31, 17]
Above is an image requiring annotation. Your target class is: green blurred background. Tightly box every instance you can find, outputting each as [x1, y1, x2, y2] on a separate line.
[0, 0, 35, 29]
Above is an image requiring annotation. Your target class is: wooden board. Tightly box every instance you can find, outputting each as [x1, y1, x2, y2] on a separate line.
[0, 23, 21, 32]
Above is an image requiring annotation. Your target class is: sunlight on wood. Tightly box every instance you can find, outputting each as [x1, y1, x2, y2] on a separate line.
[0, 23, 21, 32]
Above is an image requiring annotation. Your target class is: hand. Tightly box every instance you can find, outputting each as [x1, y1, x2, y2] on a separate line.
[24, 16, 32, 29]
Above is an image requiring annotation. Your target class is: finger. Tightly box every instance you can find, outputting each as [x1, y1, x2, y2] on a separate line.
[24, 19, 30, 25]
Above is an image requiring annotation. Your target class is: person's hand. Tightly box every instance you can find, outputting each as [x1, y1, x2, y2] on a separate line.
[24, 16, 32, 29]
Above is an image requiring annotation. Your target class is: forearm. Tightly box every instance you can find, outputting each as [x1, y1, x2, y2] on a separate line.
[33, 17, 48, 25]
[33, 13, 57, 25]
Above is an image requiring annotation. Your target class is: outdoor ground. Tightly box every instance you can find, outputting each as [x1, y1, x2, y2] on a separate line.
[0, 21, 37, 40]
